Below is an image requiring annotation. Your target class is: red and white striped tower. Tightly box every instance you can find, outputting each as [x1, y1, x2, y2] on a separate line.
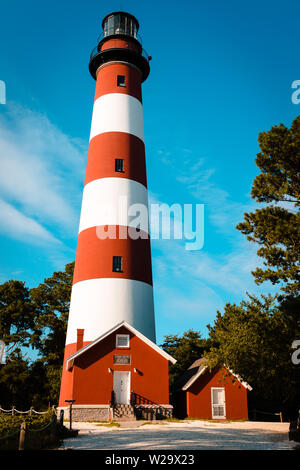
[59, 12, 155, 405]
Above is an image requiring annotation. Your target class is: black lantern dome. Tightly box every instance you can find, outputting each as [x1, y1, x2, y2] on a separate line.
[89, 11, 150, 82]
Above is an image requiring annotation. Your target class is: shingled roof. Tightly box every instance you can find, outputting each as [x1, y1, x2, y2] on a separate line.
[173, 358, 209, 391]
[173, 358, 252, 391]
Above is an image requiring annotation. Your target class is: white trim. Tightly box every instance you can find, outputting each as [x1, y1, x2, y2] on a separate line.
[89, 93, 144, 142]
[182, 366, 207, 391]
[227, 368, 253, 391]
[211, 387, 226, 420]
[182, 364, 252, 391]
[66, 320, 176, 370]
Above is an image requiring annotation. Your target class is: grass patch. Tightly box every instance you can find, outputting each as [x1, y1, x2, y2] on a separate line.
[85, 420, 111, 423]
[140, 421, 168, 426]
[95, 421, 120, 427]
[164, 418, 186, 423]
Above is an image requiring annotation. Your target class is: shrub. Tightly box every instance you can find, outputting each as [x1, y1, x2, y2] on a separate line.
[0, 410, 60, 450]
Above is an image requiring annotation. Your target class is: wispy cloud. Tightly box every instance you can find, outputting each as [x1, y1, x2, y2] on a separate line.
[153, 237, 263, 297]
[0, 103, 87, 245]
[152, 235, 276, 339]
[176, 157, 255, 236]
[151, 148, 274, 337]
[0, 198, 60, 244]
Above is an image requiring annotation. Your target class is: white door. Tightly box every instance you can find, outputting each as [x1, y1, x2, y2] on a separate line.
[113, 371, 130, 404]
[211, 387, 226, 419]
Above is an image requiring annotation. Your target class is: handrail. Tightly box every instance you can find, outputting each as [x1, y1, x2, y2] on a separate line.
[94, 31, 143, 46]
[130, 391, 157, 406]
[89, 44, 150, 63]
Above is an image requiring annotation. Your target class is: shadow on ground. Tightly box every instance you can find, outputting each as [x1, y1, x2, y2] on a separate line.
[60, 424, 294, 450]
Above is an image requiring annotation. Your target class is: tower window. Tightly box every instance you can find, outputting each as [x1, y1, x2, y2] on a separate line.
[115, 158, 124, 172]
[116, 334, 130, 348]
[117, 75, 126, 87]
[113, 256, 122, 272]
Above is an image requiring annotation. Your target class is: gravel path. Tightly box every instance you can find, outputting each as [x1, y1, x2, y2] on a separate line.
[59, 420, 296, 450]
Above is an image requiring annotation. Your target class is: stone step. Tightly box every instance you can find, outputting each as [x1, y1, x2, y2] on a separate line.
[113, 404, 136, 420]
[114, 412, 135, 416]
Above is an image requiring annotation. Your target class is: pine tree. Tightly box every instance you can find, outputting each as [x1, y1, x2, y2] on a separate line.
[237, 116, 300, 295]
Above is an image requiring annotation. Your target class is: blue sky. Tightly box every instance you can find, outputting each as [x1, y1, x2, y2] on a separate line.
[0, 0, 299, 345]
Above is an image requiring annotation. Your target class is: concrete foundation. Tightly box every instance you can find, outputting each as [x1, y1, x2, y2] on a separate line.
[57, 405, 111, 422]
[57, 404, 173, 422]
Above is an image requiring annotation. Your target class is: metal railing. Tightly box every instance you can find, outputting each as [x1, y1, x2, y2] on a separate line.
[95, 31, 143, 47]
[89, 43, 151, 64]
[130, 391, 157, 406]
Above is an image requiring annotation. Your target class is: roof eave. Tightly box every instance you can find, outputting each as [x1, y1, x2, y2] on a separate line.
[181, 366, 207, 391]
[66, 321, 177, 371]
[180, 363, 252, 391]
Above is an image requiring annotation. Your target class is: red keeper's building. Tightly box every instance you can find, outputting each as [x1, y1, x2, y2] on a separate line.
[59, 322, 175, 421]
[173, 359, 252, 421]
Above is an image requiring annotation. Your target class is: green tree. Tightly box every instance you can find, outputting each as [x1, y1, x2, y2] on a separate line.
[160, 330, 209, 388]
[237, 116, 300, 295]
[0, 263, 74, 409]
[0, 280, 38, 408]
[0, 350, 31, 409]
[29, 262, 74, 404]
[0, 280, 35, 350]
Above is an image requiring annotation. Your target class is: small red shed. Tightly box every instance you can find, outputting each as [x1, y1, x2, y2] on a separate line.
[58, 321, 176, 421]
[173, 358, 252, 420]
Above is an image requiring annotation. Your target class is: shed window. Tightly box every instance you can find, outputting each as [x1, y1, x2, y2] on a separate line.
[117, 75, 126, 87]
[113, 256, 122, 272]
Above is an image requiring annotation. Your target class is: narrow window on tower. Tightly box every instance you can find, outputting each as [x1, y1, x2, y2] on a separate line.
[113, 256, 123, 272]
[115, 158, 124, 173]
[117, 75, 126, 87]
[116, 334, 130, 348]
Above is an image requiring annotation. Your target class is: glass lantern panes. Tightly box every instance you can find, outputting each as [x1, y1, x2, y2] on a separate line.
[103, 13, 138, 38]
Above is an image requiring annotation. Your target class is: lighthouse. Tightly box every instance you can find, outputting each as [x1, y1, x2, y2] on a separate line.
[58, 11, 175, 421]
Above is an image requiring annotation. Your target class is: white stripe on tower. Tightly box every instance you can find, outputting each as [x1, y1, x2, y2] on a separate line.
[66, 278, 155, 344]
[89, 93, 144, 142]
[78, 177, 149, 233]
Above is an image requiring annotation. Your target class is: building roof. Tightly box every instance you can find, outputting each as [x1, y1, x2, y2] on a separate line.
[173, 358, 208, 391]
[66, 321, 177, 370]
[173, 358, 252, 391]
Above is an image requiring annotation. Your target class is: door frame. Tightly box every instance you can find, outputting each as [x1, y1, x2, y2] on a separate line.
[211, 387, 226, 419]
[113, 371, 131, 404]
